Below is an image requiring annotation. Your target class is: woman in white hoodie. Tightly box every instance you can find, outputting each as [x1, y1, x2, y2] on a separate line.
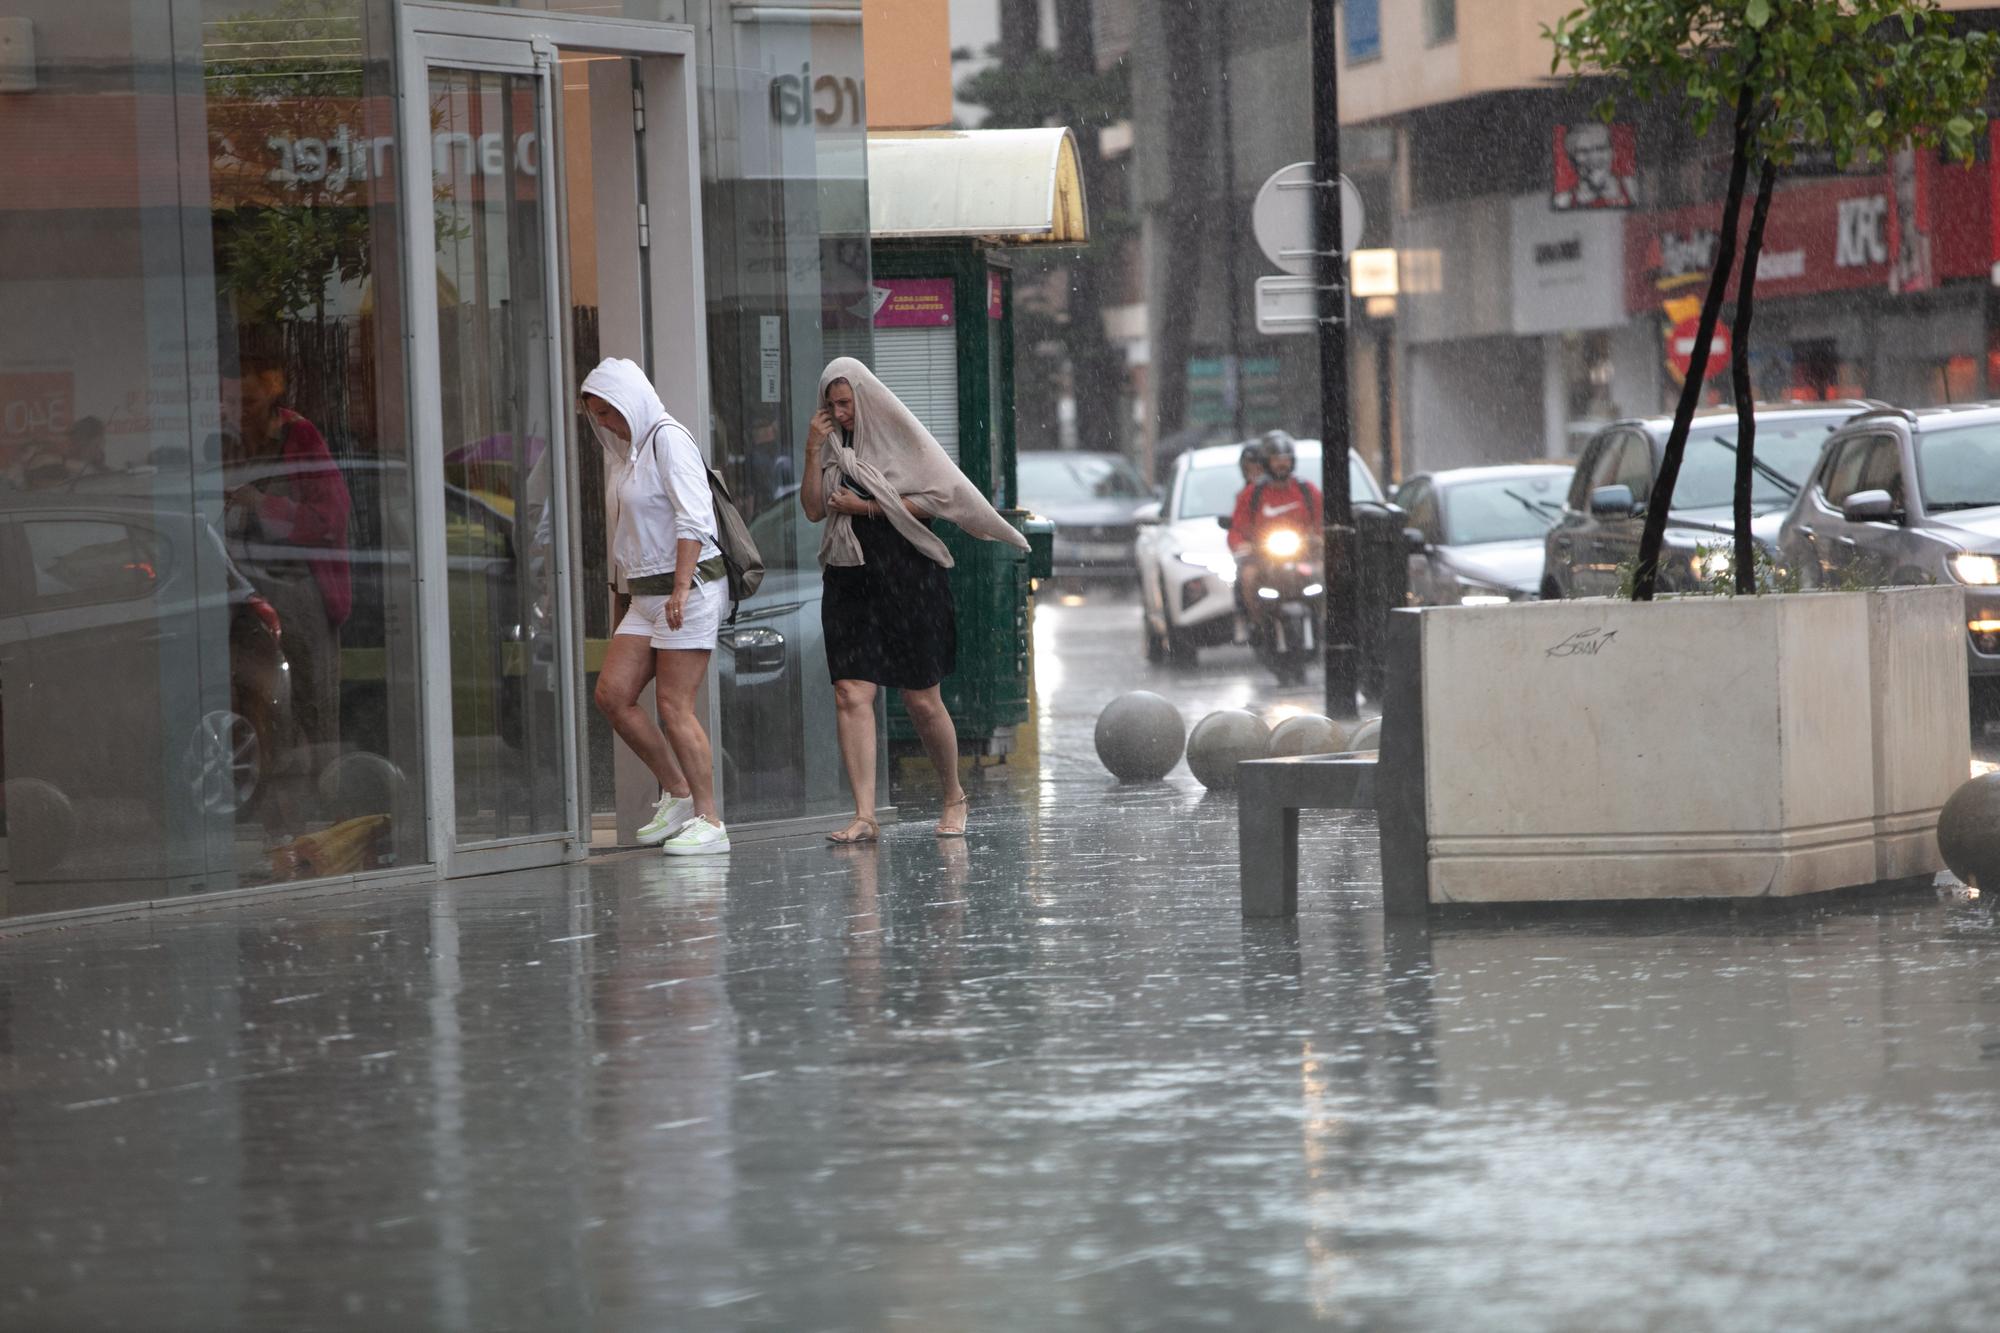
[581, 357, 730, 856]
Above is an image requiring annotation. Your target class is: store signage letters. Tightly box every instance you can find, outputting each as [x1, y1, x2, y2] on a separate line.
[769, 62, 864, 128]
[1835, 195, 1889, 268]
[261, 127, 540, 190]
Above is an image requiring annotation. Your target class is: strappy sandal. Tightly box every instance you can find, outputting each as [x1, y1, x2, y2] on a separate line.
[827, 816, 879, 845]
[934, 795, 969, 838]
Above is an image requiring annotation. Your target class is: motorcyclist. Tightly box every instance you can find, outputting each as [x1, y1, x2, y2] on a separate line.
[1227, 432, 1322, 658]
[1228, 432, 1322, 573]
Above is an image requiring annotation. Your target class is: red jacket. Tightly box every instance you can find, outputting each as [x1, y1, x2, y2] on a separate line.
[245, 410, 353, 627]
[1228, 477, 1322, 557]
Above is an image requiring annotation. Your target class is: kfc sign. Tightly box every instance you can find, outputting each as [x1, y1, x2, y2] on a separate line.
[1835, 195, 1889, 268]
[1552, 122, 1638, 211]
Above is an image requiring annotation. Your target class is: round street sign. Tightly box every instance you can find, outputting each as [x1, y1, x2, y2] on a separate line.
[1668, 315, 1731, 382]
[1253, 162, 1363, 277]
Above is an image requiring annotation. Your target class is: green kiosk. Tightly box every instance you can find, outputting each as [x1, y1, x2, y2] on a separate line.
[863, 127, 1087, 756]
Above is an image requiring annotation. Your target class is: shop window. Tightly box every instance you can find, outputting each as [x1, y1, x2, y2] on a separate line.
[1426, 0, 1457, 45]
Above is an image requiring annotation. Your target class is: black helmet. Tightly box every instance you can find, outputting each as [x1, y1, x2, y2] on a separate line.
[1239, 443, 1263, 467]
[1258, 431, 1297, 465]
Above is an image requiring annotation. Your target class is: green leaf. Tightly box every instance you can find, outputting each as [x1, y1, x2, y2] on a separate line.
[1746, 0, 1770, 30]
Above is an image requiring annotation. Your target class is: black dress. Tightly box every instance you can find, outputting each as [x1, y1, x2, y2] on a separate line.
[823, 478, 957, 689]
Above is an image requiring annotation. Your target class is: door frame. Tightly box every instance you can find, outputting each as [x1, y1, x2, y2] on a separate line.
[396, 3, 709, 877]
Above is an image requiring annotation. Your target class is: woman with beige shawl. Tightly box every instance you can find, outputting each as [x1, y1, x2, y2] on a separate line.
[802, 357, 1029, 843]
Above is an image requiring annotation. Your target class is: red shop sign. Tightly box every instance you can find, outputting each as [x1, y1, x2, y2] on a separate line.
[1624, 162, 1990, 314]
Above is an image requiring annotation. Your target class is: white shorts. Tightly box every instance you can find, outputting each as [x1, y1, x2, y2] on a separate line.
[615, 579, 729, 650]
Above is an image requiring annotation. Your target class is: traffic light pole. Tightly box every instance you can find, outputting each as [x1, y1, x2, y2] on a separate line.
[1311, 0, 1359, 720]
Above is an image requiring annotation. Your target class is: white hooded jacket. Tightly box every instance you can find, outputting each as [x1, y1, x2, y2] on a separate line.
[580, 357, 719, 590]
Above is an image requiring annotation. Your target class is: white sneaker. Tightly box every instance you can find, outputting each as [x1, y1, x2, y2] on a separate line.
[661, 815, 731, 857]
[636, 792, 695, 846]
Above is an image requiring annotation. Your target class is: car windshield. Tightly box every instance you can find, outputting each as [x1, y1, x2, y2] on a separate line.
[1018, 454, 1149, 505]
[1670, 422, 1834, 510]
[1176, 451, 1374, 519]
[1915, 424, 2000, 512]
[1442, 474, 1567, 545]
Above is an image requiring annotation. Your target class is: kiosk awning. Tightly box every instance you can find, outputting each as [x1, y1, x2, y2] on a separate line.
[866, 128, 1089, 245]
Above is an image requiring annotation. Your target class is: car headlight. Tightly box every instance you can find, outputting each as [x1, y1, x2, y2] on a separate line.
[1689, 547, 1731, 580]
[1950, 552, 2000, 586]
[1177, 550, 1237, 582]
[1262, 529, 1304, 559]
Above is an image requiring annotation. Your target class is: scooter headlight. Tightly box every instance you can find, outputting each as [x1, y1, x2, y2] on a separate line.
[1262, 529, 1304, 559]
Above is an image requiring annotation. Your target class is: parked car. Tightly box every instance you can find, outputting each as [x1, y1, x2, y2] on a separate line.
[0, 496, 292, 874]
[1542, 403, 1875, 599]
[1135, 438, 1385, 665]
[1016, 450, 1154, 582]
[715, 489, 820, 815]
[1394, 463, 1574, 605]
[1774, 402, 2000, 691]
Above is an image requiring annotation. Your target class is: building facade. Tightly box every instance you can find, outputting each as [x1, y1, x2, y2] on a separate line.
[1340, 0, 2000, 474]
[0, 0, 891, 919]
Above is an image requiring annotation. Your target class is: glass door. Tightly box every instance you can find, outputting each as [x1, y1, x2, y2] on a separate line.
[401, 31, 577, 872]
[398, 4, 707, 875]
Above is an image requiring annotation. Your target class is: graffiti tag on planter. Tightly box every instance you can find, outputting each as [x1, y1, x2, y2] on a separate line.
[1546, 629, 1617, 659]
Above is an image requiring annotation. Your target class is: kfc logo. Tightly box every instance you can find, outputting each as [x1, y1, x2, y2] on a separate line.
[1552, 123, 1638, 211]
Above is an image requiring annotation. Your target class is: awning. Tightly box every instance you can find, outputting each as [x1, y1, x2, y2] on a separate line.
[866, 127, 1089, 246]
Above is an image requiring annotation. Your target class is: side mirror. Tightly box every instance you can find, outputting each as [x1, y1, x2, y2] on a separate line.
[1403, 526, 1429, 553]
[1134, 500, 1162, 525]
[1842, 488, 1897, 523]
[1216, 514, 1233, 530]
[1589, 484, 1636, 518]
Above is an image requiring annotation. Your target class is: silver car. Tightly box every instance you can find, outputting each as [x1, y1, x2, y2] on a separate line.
[1394, 463, 1574, 605]
[1775, 402, 2000, 691]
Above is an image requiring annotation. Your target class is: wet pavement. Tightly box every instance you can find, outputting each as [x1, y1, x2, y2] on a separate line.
[6, 591, 2000, 1330]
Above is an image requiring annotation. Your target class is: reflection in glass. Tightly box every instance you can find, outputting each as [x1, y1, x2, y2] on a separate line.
[0, 0, 426, 915]
[428, 67, 567, 844]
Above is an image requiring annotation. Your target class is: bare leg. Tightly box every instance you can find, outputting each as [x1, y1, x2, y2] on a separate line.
[901, 684, 967, 835]
[832, 678, 879, 840]
[654, 648, 719, 824]
[594, 633, 688, 795]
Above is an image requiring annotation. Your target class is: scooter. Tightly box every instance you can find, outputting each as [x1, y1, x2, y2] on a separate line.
[1242, 524, 1325, 686]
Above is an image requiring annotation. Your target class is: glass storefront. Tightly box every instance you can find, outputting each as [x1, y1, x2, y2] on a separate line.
[0, 0, 870, 919]
[689, 0, 871, 824]
[0, 0, 427, 915]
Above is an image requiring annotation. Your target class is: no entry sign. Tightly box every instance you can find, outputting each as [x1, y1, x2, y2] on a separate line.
[1668, 315, 1731, 382]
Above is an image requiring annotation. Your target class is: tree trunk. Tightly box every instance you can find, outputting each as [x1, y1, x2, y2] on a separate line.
[1730, 157, 1779, 595]
[1632, 82, 1758, 602]
[1054, 0, 1125, 453]
[1154, 0, 1210, 440]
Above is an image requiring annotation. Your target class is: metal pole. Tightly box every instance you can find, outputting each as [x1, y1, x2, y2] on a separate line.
[1312, 0, 1358, 719]
[1219, 9, 1245, 438]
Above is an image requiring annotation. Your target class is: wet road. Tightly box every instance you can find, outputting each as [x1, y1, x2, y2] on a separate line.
[5, 592, 2000, 1330]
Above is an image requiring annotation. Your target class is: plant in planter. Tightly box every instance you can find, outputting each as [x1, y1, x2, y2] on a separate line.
[1547, 0, 2000, 600]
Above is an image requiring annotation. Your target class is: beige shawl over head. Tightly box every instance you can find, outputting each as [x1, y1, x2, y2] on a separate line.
[815, 357, 1029, 569]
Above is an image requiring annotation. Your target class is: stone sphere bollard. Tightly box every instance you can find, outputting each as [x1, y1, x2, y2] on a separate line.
[1937, 772, 2000, 890]
[318, 751, 408, 823]
[1346, 715, 1384, 753]
[1, 778, 75, 877]
[1185, 709, 1272, 790]
[1269, 713, 1345, 759]
[1093, 691, 1187, 783]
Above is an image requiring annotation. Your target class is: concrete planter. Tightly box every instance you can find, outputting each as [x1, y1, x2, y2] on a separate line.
[1413, 588, 1968, 905]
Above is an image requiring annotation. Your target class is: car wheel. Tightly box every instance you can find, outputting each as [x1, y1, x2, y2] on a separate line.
[1166, 624, 1198, 669]
[1540, 579, 1563, 602]
[188, 709, 262, 816]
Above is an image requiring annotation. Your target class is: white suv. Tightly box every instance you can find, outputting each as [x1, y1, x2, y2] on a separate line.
[1134, 439, 1384, 665]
